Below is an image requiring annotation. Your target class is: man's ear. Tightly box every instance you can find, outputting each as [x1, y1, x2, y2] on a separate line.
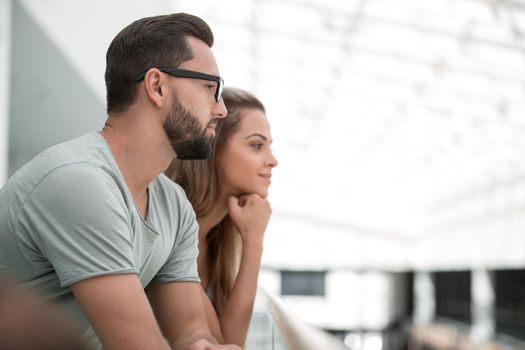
[143, 68, 168, 108]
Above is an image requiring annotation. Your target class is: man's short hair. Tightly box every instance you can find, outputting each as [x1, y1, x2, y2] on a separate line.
[105, 13, 214, 113]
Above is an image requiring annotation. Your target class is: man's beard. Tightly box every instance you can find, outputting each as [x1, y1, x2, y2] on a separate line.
[163, 97, 213, 160]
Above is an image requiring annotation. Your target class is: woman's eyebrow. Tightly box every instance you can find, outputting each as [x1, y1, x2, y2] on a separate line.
[245, 133, 268, 141]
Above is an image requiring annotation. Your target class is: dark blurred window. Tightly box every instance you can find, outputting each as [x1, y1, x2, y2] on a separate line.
[281, 270, 325, 296]
[405, 272, 414, 317]
[495, 269, 525, 340]
[435, 270, 471, 323]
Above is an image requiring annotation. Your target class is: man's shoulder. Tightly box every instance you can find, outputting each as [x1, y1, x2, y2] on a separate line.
[8, 132, 109, 179]
[1, 132, 121, 207]
[154, 173, 188, 199]
[152, 173, 194, 215]
[41, 132, 109, 168]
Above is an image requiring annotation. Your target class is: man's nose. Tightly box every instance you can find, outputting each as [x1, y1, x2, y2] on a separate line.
[212, 99, 227, 119]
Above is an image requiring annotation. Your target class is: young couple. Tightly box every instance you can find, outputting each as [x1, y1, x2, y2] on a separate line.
[0, 13, 277, 350]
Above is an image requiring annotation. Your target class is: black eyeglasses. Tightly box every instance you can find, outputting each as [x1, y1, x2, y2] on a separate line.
[136, 67, 224, 102]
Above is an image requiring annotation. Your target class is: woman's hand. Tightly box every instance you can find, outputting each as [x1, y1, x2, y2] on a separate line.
[228, 194, 271, 246]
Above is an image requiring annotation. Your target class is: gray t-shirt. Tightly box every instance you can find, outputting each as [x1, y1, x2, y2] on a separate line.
[0, 131, 200, 347]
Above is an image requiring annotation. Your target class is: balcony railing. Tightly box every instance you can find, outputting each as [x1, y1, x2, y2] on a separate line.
[246, 289, 348, 350]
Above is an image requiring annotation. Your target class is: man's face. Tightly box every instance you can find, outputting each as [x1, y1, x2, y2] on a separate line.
[163, 96, 216, 160]
[160, 36, 227, 159]
[161, 36, 226, 159]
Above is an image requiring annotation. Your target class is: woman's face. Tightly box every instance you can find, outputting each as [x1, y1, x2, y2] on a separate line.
[218, 108, 278, 198]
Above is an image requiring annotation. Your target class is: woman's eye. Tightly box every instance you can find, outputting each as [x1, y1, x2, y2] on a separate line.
[251, 143, 262, 150]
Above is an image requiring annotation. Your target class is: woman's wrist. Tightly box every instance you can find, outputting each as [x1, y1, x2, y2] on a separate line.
[241, 237, 264, 254]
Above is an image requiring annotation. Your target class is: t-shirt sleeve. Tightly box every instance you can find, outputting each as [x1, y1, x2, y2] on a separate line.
[17, 164, 138, 287]
[151, 185, 200, 284]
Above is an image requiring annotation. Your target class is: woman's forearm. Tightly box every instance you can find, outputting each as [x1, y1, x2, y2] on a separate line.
[218, 241, 263, 347]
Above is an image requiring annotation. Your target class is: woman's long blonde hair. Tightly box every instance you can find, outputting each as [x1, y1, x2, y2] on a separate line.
[165, 87, 266, 314]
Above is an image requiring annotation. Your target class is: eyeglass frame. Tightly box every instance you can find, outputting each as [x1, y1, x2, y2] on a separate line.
[136, 67, 224, 103]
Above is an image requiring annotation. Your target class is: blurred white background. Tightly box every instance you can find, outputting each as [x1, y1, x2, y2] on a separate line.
[5, 0, 524, 269]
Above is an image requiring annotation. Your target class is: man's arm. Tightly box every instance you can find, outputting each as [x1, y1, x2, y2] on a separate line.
[71, 274, 171, 350]
[199, 286, 225, 343]
[146, 281, 220, 349]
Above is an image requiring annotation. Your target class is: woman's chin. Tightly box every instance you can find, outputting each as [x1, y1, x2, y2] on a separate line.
[255, 188, 269, 198]
[234, 185, 269, 198]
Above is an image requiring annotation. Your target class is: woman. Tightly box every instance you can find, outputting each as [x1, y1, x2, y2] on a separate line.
[166, 87, 278, 346]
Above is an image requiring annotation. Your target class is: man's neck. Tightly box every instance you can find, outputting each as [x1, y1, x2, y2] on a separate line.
[101, 112, 174, 201]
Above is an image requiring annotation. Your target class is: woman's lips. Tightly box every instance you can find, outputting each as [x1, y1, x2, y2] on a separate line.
[259, 173, 272, 183]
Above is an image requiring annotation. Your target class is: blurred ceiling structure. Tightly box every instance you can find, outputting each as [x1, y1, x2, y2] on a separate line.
[10, 0, 525, 269]
[203, 0, 525, 230]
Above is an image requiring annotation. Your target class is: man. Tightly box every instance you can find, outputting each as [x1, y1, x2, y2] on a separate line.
[0, 13, 240, 350]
